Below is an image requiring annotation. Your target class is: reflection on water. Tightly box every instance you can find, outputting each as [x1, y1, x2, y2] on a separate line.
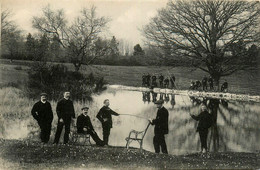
[1, 87, 260, 155]
[91, 88, 260, 154]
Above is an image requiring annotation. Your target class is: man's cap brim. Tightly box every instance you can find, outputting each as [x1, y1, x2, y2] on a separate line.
[81, 107, 89, 110]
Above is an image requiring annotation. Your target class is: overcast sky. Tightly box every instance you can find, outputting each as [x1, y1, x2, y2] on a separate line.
[2, 0, 168, 45]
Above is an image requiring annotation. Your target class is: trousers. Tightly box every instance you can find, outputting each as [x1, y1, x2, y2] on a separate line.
[53, 119, 71, 144]
[102, 124, 111, 145]
[153, 134, 168, 154]
[81, 130, 105, 146]
[199, 130, 208, 151]
[39, 123, 51, 143]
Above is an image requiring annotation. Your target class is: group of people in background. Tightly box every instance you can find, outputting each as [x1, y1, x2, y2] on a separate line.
[142, 73, 228, 93]
[189, 75, 228, 92]
[142, 73, 176, 89]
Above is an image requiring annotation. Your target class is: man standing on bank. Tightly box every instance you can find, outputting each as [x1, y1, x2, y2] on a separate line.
[53, 91, 75, 144]
[150, 99, 169, 154]
[31, 93, 53, 143]
[190, 103, 212, 153]
[96, 99, 120, 146]
[77, 106, 105, 146]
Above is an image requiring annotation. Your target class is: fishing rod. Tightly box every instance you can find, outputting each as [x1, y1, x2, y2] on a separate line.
[120, 113, 150, 121]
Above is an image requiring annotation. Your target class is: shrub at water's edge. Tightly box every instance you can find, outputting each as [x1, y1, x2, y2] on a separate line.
[27, 63, 107, 101]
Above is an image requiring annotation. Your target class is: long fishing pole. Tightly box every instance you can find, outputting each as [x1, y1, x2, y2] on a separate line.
[120, 113, 149, 121]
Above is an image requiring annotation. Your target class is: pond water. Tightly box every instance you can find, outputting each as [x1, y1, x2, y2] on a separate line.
[1, 86, 260, 155]
[90, 87, 260, 154]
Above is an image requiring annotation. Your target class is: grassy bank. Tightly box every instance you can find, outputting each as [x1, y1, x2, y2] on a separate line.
[1, 59, 260, 95]
[0, 139, 259, 169]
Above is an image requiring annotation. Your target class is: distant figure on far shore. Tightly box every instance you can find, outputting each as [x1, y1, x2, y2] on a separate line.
[164, 77, 169, 88]
[146, 73, 151, 87]
[208, 76, 214, 91]
[170, 74, 175, 89]
[189, 80, 195, 90]
[195, 80, 202, 90]
[159, 74, 164, 88]
[221, 80, 228, 92]
[202, 75, 208, 91]
[142, 73, 147, 87]
[151, 74, 157, 88]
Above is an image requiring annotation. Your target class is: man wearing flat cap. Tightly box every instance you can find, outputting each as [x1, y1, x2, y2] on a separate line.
[31, 93, 53, 143]
[77, 107, 104, 146]
[150, 99, 169, 154]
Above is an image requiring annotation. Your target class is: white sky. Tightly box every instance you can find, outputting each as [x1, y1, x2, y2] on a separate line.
[1, 0, 168, 45]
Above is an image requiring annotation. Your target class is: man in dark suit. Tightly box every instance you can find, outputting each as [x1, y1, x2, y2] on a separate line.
[96, 99, 120, 145]
[150, 100, 169, 154]
[77, 106, 104, 146]
[158, 74, 164, 88]
[53, 91, 75, 144]
[31, 93, 53, 143]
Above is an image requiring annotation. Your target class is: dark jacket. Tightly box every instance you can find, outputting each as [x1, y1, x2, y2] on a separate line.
[96, 106, 119, 128]
[31, 101, 53, 125]
[191, 111, 212, 131]
[159, 75, 164, 82]
[202, 77, 208, 85]
[208, 78, 213, 85]
[170, 76, 175, 83]
[76, 114, 94, 133]
[152, 106, 169, 135]
[56, 98, 75, 120]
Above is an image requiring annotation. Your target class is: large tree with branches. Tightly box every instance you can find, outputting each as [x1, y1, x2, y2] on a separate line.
[32, 5, 110, 71]
[143, 0, 260, 86]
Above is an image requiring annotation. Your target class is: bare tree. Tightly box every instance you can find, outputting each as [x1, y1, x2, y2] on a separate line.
[32, 5, 110, 71]
[143, 0, 260, 86]
[1, 9, 23, 58]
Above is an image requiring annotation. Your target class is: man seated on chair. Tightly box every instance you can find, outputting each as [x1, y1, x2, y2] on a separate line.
[77, 106, 105, 146]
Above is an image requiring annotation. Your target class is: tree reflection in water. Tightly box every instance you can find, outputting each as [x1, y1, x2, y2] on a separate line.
[141, 92, 260, 153]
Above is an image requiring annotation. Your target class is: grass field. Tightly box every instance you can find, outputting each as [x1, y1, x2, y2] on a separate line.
[1, 59, 260, 95]
[0, 139, 259, 169]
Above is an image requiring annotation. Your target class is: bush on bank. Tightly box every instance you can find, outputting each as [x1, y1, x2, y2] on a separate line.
[27, 63, 107, 101]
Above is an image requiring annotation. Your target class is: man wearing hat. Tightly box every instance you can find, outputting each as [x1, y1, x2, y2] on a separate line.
[31, 93, 53, 143]
[150, 99, 169, 154]
[53, 91, 75, 144]
[77, 106, 104, 146]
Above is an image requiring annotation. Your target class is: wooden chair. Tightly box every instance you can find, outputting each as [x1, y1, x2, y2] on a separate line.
[70, 126, 91, 145]
[125, 122, 151, 149]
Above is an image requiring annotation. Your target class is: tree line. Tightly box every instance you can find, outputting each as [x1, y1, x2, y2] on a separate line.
[1, 1, 260, 86]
